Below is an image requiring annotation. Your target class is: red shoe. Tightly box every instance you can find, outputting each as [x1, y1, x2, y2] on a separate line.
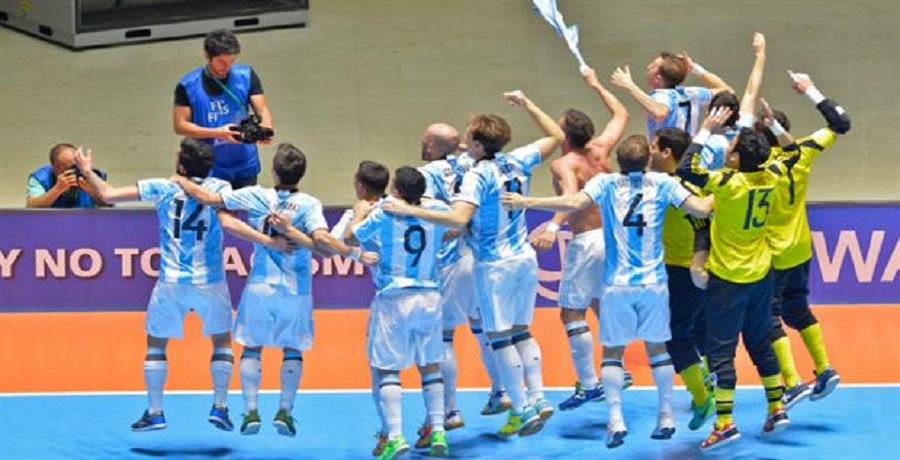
[699, 423, 741, 451]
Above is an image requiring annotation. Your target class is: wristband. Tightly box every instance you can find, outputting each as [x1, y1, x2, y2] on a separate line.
[766, 118, 786, 137]
[804, 87, 826, 105]
[691, 63, 707, 77]
[546, 222, 561, 234]
[348, 247, 362, 262]
[693, 129, 712, 146]
[736, 112, 755, 130]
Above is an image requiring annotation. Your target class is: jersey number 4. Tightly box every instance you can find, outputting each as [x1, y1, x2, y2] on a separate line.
[623, 193, 647, 236]
[404, 225, 427, 268]
[173, 198, 208, 241]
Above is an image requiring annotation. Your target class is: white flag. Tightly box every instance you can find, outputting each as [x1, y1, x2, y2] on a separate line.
[531, 0, 588, 72]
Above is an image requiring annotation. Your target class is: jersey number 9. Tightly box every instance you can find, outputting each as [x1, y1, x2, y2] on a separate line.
[404, 225, 427, 268]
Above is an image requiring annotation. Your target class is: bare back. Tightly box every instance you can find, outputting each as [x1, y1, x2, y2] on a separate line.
[551, 143, 613, 234]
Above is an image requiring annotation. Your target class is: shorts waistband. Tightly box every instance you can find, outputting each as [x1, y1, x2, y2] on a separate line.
[572, 228, 603, 241]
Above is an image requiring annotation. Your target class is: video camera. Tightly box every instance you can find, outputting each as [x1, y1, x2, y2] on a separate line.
[229, 115, 274, 144]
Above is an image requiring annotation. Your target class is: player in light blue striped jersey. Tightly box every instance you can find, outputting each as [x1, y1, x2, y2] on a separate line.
[344, 167, 452, 458]
[75, 138, 284, 434]
[172, 143, 376, 437]
[501, 134, 712, 448]
[384, 90, 564, 439]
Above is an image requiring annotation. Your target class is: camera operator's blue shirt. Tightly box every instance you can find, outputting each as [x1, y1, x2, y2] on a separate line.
[28, 164, 106, 208]
[179, 64, 260, 182]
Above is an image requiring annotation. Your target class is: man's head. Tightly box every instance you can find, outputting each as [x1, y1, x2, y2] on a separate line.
[392, 166, 427, 205]
[650, 127, 691, 172]
[465, 114, 511, 161]
[354, 160, 390, 200]
[177, 138, 214, 178]
[725, 128, 772, 171]
[646, 53, 688, 89]
[559, 109, 595, 150]
[271, 143, 307, 187]
[420, 123, 460, 162]
[709, 92, 741, 129]
[204, 29, 241, 79]
[616, 134, 651, 173]
[49, 143, 78, 174]
[754, 110, 791, 148]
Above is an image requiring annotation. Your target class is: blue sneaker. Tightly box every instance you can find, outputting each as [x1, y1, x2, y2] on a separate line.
[782, 382, 812, 410]
[533, 397, 554, 421]
[762, 408, 790, 435]
[131, 410, 166, 432]
[208, 405, 234, 431]
[481, 390, 512, 416]
[559, 382, 605, 411]
[810, 367, 840, 401]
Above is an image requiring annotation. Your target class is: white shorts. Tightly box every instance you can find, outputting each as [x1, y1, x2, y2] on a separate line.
[558, 229, 606, 310]
[475, 251, 539, 333]
[146, 281, 232, 339]
[599, 283, 671, 346]
[234, 283, 314, 351]
[439, 251, 480, 329]
[368, 289, 443, 371]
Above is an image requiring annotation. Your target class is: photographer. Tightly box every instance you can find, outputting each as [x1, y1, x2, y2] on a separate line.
[26, 143, 109, 208]
[173, 29, 274, 190]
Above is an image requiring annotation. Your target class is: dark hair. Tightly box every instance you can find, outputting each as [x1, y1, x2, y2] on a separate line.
[655, 127, 691, 161]
[393, 166, 426, 205]
[356, 161, 390, 196]
[658, 53, 688, 87]
[204, 29, 241, 58]
[178, 137, 214, 178]
[754, 110, 791, 147]
[734, 128, 772, 172]
[273, 143, 307, 185]
[561, 109, 595, 148]
[616, 134, 650, 173]
[49, 143, 77, 165]
[468, 114, 511, 156]
[709, 92, 740, 127]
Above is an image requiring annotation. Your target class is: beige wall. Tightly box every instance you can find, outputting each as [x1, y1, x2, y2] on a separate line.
[1, 0, 897, 208]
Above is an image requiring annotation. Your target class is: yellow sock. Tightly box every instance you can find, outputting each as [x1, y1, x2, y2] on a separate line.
[761, 374, 784, 413]
[680, 363, 709, 407]
[714, 387, 735, 428]
[800, 323, 831, 374]
[772, 337, 801, 387]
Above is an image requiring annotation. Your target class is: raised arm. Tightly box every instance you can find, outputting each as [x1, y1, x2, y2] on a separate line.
[503, 90, 564, 160]
[611, 65, 670, 122]
[789, 71, 851, 135]
[681, 52, 733, 94]
[739, 32, 767, 117]
[583, 67, 629, 150]
[677, 107, 732, 187]
[169, 174, 224, 206]
[501, 191, 593, 213]
[74, 148, 139, 203]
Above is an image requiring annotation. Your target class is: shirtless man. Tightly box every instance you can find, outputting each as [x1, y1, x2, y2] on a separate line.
[530, 67, 630, 411]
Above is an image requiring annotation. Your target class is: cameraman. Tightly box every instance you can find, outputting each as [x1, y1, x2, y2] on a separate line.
[26, 143, 109, 208]
[173, 29, 274, 190]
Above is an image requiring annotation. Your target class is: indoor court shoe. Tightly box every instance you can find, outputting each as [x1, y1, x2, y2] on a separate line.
[534, 397, 555, 421]
[372, 431, 388, 457]
[517, 405, 545, 437]
[605, 422, 628, 449]
[762, 408, 790, 435]
[131, 410, 166, 432]
[481, 390, 512, 415]
[651, 415, 676, 440]
[699, 423, 741, 451]
[273, 409, 297, 437]
[782, 382, 812, 410]
[414, 423, 433, 449]
[559, 381, 605, 411]
[428, 430, 449, 457]
[810, 367, 841, 401]
[688, 395, 715, 431]
[208, 405, 234, 431]
[445, 410, 465, 431]
[240, 410, 261, 435]
[377, 436, 410, 460]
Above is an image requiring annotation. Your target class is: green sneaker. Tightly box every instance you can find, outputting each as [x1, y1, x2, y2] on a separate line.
[429, 430, 449, 457]
[498, 405, 543, 438]
[688, 395, 715, 431]
[377, 436, 410, 460]
[273, 409, 297, 437]
[240, 410, 261, 435]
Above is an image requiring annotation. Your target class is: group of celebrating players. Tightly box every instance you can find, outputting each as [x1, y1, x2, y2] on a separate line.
[72, 31, 850, 457]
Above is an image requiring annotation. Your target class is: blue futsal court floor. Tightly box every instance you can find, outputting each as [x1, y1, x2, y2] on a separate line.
[2, 386, 898, 459]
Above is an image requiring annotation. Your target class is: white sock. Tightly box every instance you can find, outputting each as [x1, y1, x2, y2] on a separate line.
[491, 338, 526, 413]
[422, 371, 445, 431]
[211, 348, 234, 408]
[601, 360, 625, 426]
[565, 320, 598, 388]
[240, 350, 262, 412]
[378, 373, 403, 440]
[144, 354, 166, 413]
[472, 324, 502, 392]
[650, 352, 675, 418]
[441, 334, 458, 413]
[513, 331, 545, 403]
[371, 366, 386, 435]
[280, 350, 303, 412]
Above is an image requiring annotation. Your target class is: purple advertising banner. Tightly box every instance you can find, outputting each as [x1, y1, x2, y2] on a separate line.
[0, 203, 897, 313]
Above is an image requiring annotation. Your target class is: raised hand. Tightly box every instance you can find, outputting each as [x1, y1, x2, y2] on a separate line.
[503, 90, 529, 108]
[74, 146, 93, 173]
[610, 66, 635, 90]
[702, 106, 733, 133]
[581, 67, 600, 87]
[759, 98, 775, 124]
[788, 70, 815, 94]
[752, 32, 766, 57]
